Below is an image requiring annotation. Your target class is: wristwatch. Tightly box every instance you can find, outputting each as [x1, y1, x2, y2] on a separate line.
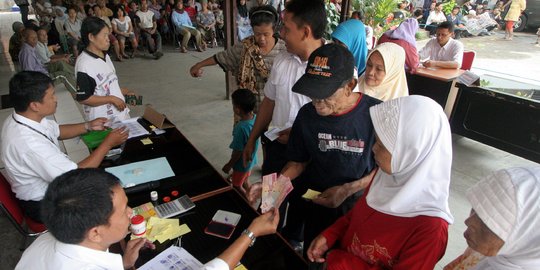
[242, 229, 256, 247]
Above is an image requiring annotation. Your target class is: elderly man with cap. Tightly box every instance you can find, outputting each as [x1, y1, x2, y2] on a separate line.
[267, 43, 381, 254]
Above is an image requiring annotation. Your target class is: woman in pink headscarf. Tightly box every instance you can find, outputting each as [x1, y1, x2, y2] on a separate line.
[377, 18, 419, 73]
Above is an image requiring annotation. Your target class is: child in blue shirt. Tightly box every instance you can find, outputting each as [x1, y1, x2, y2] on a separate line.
[222, 89, 259, 196]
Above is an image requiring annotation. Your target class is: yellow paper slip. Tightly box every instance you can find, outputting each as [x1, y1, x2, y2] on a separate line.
[132, 217, 190, 243]
[140, 138, 153, 145]
[302, 189, 321, 200]
[234, 264, 248, 270]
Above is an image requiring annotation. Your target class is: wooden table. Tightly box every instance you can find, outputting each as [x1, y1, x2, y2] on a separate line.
[407, 67, 465, 118]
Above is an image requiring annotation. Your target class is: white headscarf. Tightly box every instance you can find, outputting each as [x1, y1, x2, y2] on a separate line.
[367, 95, 454, 223]
[358, 42, 409, 101]
[468, 167, 540, 270]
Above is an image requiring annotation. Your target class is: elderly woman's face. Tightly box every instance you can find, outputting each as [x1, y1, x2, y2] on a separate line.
[464, 209, 505, 256]
[365, 51, 386, 87]
[372, 135, 392, 174]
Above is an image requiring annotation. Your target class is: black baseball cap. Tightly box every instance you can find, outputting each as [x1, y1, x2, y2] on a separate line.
[292, 43, 355, 99]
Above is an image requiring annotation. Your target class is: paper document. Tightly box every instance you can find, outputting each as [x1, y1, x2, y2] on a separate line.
[212, 210, 241, 226]
[110, 117, 150, 139]
[302, 189, 321, 200]
[264, 126, 291, 142]
[138, 246, 203, 270]
[105, 157, 175, 187]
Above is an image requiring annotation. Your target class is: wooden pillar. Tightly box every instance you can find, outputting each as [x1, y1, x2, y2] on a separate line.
[340, 0, 351, 22]
[224, 0, 237, 100]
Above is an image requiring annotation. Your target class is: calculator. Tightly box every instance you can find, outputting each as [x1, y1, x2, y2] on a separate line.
[155, 195, 196, 218]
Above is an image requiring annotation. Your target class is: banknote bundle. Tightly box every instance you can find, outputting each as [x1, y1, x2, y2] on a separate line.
[260, 173, 293, 213]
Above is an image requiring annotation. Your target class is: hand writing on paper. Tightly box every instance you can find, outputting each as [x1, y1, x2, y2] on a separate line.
[307, 234, 329, 263]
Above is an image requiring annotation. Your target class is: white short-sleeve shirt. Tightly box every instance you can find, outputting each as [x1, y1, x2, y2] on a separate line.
[418, 37, 464, 66]
[75, 50, 129, 121]
[17, 233, 230, 270]
[263, 51, 312, 128]
[1, 113, 77, 201]
[16, 233, 124, 270]
[136, 10, 155, 29]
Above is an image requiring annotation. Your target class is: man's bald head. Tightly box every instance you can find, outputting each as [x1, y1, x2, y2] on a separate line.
[23, 29, 38, 47]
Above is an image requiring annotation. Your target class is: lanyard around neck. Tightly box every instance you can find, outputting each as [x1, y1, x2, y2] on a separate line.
[12, 114, 56, 145]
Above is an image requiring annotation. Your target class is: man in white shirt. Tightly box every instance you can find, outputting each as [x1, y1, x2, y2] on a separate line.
[1, 71, 128, 222]
[241, 0, 327, 253]
[419, 21, 464, 69]
[136, 1, 163, 59]
[426, 2, 447, 34]
[16, 169, 280, 270]
[242, 0, 326, 176]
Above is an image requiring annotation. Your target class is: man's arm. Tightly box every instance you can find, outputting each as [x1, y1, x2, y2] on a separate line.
[280, 161, 308, 181]
[189, 55, 217, 77]
[312, 169, 376, 208]
[242, 97, 274, 167]
[423, 59, 460, 69]
[59, 118, 108, 140]
[77, 127, 128, 168]
[78, 95, 127, 111]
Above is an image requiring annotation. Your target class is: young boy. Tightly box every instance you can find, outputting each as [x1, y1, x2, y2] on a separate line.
[222, 89, 259, 196]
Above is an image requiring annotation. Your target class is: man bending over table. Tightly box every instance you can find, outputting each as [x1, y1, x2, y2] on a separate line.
[16, 169, 279, 270]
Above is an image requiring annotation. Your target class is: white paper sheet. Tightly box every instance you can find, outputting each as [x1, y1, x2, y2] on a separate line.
[138, 246, 203, 270]
[110, 117, 150, 139]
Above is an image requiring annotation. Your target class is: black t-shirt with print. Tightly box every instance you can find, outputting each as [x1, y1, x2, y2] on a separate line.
[287, 93, 381, 191]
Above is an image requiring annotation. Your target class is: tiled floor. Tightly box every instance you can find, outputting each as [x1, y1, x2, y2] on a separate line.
[0, 11, 537, 270]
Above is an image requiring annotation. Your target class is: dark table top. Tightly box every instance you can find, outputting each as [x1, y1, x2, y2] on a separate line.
[134, 190, 308, 270]
[100, 120, 231, 207]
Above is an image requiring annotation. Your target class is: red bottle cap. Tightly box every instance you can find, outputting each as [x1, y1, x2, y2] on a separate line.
[131, 215, 145, 225]
[171, 190, 179, 197]
[163, 196, 171, 202]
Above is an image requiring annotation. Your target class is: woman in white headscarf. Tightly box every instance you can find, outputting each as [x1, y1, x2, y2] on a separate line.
[307, 95, 454, 270]
[358, 42, 409, 101]
[445, 166, 540, 270]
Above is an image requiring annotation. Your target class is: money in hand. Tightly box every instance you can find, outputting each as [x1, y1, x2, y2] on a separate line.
[260, 173, 293, 213]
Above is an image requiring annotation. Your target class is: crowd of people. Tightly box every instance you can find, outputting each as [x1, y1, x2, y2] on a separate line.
[4, 0, 540, 269]
[418, 0, 521, 39]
